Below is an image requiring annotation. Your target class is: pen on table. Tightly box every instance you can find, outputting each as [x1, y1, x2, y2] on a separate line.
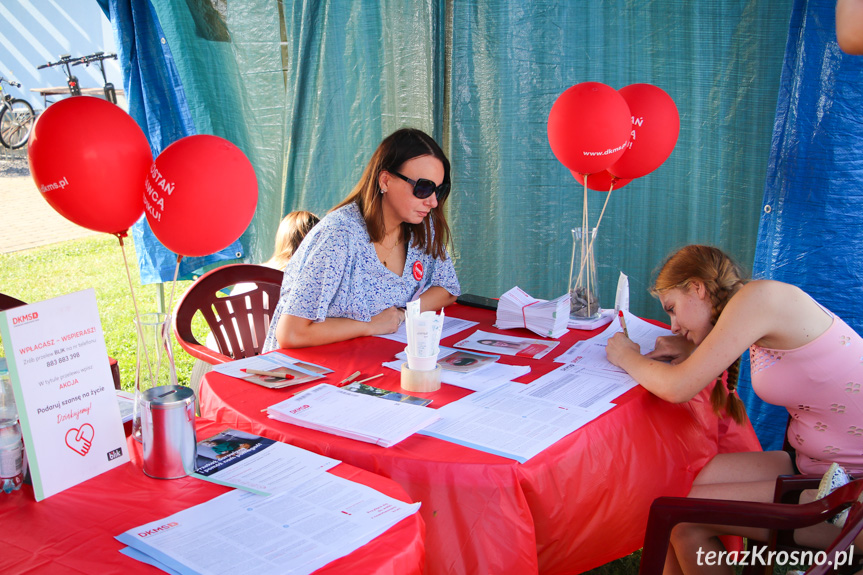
[618, 310, 629, 338]
[243, 368, 294, 379]
[353, 373, 383, 385]
[337, 370, 362, 387]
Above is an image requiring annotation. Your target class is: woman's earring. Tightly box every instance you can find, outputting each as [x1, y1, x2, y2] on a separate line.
[380, 188, 387, 194]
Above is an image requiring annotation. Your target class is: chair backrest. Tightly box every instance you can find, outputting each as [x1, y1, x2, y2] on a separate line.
[639, 477, 863, 575]
[0, 293, 27, 311]
[172, 264, 284, 365]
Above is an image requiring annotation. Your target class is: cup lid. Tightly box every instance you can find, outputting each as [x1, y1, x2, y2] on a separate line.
[143, 385, 194, 408]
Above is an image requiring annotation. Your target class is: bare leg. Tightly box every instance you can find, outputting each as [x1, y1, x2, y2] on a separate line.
[664, 451, 795, 574]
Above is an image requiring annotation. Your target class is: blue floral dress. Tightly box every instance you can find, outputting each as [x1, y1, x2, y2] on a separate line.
[262, 202, 460, 351]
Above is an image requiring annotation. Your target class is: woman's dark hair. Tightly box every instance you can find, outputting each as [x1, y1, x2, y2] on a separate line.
[333, 128, 451, 259]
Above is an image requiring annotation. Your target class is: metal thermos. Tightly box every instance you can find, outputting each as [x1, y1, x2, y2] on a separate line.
[141, 385, 196, 479]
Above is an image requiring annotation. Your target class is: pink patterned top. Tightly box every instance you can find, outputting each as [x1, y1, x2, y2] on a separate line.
[750, 311, 863, 475]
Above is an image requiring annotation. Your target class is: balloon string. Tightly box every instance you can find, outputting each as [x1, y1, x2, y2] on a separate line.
[574, 179, 617, 307]
[116, 233, 155, 386]
[583, 176, 591, 312]
[166, 255, 182, 318]
[587, 182, 615, 262]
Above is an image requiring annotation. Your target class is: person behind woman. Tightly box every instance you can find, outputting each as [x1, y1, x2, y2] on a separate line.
[265, 210, 320, 271]
[605, 245, 863, 575]
[263, 127, 460, 350]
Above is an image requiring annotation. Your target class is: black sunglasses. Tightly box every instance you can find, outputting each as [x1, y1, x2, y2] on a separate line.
[390, 170, 450, 201]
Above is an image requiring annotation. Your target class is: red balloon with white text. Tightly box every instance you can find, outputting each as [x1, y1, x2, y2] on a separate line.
[27, 96, 150, 234]
[608, 84, 679, 180]
[547, 82, 632, 175]
[145, 135, 258, 257]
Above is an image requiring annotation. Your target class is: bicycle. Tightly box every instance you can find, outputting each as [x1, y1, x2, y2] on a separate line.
[0, 76, 35, 149]
[37, 54, 81, 96]
[72, 51, 118, 104]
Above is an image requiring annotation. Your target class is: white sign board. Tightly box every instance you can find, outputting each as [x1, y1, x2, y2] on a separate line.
[0, 289, 129, 500]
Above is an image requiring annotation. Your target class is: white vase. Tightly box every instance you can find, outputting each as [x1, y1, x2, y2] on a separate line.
[133, 312, 178, 442]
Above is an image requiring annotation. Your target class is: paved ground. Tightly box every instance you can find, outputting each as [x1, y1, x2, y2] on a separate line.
[0, 148, 98, 253]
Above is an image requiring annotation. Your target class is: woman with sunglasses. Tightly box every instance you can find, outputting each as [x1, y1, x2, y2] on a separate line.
[263, 128, 460, 350]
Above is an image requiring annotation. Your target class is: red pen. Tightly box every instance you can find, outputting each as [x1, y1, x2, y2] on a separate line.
[242, 368, 294, 379]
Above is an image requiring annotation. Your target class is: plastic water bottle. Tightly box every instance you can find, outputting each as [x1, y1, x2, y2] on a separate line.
[0, 358, 23, 493]
[0, 422, 23, 493]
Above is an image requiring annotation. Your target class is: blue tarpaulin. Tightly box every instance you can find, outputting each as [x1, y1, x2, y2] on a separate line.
[101, 0, 243, 284]
[740, 0, 863, 450]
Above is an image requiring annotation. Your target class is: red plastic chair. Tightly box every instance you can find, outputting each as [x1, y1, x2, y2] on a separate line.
[639, 476, 863, 574]
[0, 292, 122, 390]
[172, 264, 284, 364]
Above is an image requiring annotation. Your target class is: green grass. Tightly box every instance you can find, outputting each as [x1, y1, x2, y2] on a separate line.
[0, 234, 206, 391]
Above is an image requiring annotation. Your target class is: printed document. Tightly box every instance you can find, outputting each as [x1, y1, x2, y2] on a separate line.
[454, 330, 560, 359]
[117, 473, 420, 575]
[375, 315, 478, 344]
[556, 310, 672, 368]
[266, 384, 439, 447]
[418, 381, 612, 463]
[515, 363, 637, 409]
[192, 429, 339, 496]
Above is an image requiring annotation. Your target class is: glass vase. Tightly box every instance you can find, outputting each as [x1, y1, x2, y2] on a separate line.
[133, 312, 178, 442]
[568, 227, 601, 319]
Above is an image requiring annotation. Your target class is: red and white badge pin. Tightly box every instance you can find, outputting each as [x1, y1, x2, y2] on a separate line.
[412, 260, 424, 281]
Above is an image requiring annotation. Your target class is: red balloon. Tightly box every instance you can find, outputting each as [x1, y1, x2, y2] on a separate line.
[571, 170, 632, 192]
[547, 82, 632, 175]
[145, 135, 258, 257]
[608, 84, 680, 180]
[27, 96, 151, 234]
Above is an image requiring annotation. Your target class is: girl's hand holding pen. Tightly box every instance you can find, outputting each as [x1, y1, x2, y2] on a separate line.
[605, 332, 641, 367]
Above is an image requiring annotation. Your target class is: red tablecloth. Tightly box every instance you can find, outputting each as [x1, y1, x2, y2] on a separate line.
[0, 419, 424, 575]
[200, 304, 762, 574]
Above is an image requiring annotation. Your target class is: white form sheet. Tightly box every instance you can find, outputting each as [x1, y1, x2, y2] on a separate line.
[266, 384, 439, 447]
[117, 474, 420, 575]
[515, 362, 637, 409]
[375, 315, 478, 344]
[556, 310, 672, 366]
[418, 381, 612, 463]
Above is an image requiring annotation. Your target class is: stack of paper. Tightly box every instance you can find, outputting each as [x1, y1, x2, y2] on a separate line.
[266, 384, 440, 447]
[118, 473, 420, 575]
[495, 287, 570, 339]
[418, 380, 613, 463]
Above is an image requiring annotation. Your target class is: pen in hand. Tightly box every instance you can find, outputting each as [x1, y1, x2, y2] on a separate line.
[618, 310, 629, 338]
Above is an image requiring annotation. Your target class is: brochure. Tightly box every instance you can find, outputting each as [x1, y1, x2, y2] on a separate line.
[341, 382, 432, 406]
[212, 353, 332, 389]
[192, 428, 339, 496]
[454, 329, 560, 359]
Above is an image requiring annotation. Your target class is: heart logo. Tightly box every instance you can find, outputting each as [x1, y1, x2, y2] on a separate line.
[65, 423, 95, 456]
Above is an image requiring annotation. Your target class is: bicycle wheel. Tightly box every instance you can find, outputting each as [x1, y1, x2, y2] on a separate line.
[0, 99, 35, 149]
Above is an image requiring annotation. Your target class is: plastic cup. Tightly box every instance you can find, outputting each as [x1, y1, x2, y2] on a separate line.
[405, 347, 440, 371]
